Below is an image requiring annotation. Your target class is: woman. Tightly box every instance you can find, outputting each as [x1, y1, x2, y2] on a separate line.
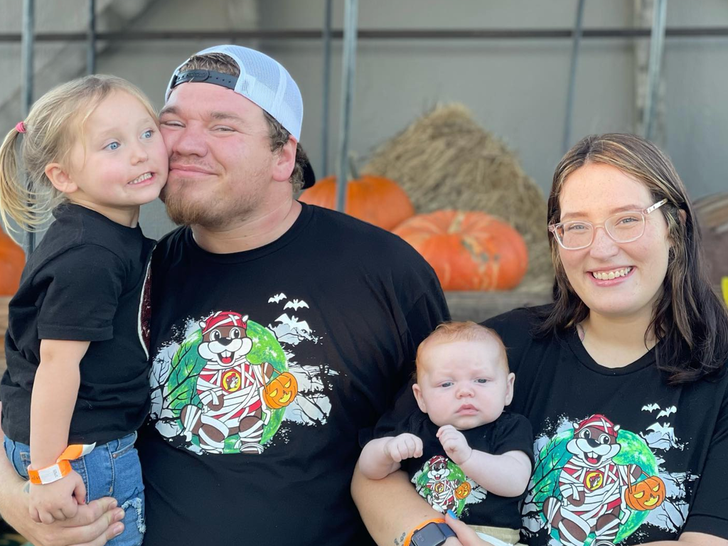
[352, 133, 728, 546]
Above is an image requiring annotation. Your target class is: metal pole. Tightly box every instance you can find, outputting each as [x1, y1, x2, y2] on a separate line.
[21, 0, 35, 255]
[563, 0, 586, 154]
[321, 0, 333, 177]
[335, 0, 358, 213]
[643, 0, 668, 140]
[87, 0, 96, 74]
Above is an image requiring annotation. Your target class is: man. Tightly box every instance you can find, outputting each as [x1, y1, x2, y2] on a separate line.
[0, 45, 448, 545]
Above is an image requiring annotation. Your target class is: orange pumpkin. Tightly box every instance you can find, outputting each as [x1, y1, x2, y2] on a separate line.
[624, 475, 666, 511]
[455, 481, 471, 500]
[393, 210, 528, 291]
[299, 175, 415, 230]
[0, 229, 25, 296]
[263, 372, 298, 410]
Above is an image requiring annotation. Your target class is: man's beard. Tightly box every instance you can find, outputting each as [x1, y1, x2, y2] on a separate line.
[161, 180, 256, 230]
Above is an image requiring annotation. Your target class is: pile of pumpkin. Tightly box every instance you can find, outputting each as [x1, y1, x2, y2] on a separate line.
[300, 174, 528, 291]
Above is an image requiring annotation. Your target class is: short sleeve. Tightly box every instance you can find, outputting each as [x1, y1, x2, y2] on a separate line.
[489, 412, 534, 465]
[36, 245, 126, 341]
[682, 383, 728, 539]
[361, 379, 420, 446]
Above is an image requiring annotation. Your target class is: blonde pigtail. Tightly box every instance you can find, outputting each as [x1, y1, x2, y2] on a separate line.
[0, 126, 36, 243]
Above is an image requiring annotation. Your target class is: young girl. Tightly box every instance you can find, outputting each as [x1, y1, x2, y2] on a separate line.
[0, 75, 168, 546]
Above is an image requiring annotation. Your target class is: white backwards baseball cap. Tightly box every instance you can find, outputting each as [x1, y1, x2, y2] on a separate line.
[166, 45, 315, 188]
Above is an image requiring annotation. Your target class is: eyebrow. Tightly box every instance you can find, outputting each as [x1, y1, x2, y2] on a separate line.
[158, 106, 247, 125]
[560, 204, 646, 221]
[90, 117, 154, 140]
[158, 105, 178, 118]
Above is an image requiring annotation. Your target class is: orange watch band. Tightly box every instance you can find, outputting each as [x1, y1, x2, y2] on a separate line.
[404, 517, 447, 546]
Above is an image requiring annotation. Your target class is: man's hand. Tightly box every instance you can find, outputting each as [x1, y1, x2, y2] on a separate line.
[385, 433, 424, 463]
[437, 425, 472, 465]
[0, 410, 124, 546]
[29, 469, 87, 524]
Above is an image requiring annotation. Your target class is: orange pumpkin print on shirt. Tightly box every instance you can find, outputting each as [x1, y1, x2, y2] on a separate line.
[455, 481, 471, 500]
[625, 475, 666, 511]
[263, 372, 298, 410]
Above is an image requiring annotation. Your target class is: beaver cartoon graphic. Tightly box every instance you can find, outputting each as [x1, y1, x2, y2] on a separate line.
[179, 311, 297, 454]
[542, 414, 665, 546]
[417, 455, 460, 513]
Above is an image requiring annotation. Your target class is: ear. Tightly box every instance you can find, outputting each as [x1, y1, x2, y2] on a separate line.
[45, 163, 78, 195]
[678, 209, 687, 224]
[412, 383, 428, 414]
[271, 136, 297, 183]
[504, 372, 516, 406]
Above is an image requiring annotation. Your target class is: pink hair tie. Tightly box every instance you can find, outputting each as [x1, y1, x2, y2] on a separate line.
[15, 121, 26, 133]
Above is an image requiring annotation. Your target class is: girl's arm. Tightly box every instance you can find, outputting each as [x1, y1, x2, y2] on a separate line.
[29, 339, 90, 523]
[31, 339, 89, 468]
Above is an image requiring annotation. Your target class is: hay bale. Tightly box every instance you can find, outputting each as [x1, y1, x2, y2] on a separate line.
[362, 103, 552, 291]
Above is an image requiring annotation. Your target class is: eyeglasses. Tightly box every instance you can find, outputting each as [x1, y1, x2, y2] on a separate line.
[549, 199, 668, 250]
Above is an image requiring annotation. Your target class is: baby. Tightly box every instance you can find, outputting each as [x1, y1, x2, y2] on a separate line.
[359, 321, 533, 546]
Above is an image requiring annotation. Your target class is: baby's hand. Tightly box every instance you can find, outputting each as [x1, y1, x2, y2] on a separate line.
[384, 433, 423, 463]
[437, 425, 473, 465]
[29, 469, 86, 524]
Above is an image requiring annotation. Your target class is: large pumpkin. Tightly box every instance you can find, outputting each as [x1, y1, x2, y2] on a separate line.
[393, 210, 528, 291]
[624, 475, 666, 511]
[299, 175, 415, 230]
[0, 229, 25, 295]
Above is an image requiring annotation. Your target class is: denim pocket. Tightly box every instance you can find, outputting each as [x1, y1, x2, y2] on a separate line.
[110, 431, 138, 459]
[3, 436, 31, 479]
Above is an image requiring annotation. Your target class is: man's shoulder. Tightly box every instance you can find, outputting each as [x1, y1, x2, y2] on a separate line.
[152, 226, 188, 267]
[307, 204, 431, 267]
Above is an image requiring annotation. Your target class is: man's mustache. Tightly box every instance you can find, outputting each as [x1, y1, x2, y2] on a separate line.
[168, 155, 216, 173]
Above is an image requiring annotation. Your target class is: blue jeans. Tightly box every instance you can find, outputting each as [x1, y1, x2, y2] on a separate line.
[4, 431, 145, 546]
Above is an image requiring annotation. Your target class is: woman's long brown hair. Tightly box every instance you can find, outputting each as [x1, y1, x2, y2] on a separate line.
[537, 133, 728, 384]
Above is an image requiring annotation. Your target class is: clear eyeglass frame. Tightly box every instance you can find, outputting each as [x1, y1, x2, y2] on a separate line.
[548, 198, 668, 250]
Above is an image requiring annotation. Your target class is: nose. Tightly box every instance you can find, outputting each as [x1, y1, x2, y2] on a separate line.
[165, 124, 207, 158]
[456, 383, 474, 398]
[130, 141, 149, 164]
[589, 225, 619, 259]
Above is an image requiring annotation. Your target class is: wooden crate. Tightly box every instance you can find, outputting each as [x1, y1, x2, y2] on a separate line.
[446, 290, 552, 323]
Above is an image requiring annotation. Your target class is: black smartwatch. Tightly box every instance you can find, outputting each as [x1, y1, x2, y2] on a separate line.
[410, 521, 456, 546]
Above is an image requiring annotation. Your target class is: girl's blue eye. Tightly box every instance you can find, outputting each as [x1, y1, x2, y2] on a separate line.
[440, 381, 453, 388]
[142, 129, 154, 139]
[105, 141, 120, 151]
[475, 378, 488, 384]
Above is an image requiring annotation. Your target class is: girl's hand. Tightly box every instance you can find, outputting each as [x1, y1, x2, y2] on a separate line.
[384, 433, 423, 463]
[29, 469, 87, 524]
[437, 425, 472, 465]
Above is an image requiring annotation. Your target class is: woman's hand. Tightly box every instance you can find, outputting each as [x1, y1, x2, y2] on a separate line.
[445, 511, 496, 546]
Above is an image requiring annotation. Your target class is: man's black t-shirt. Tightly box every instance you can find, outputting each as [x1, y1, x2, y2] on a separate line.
[484, 305, 728, 545]
[139, 203, 450, 546]
[378, 410, 533, 530]
[1, 204, 154, 445]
